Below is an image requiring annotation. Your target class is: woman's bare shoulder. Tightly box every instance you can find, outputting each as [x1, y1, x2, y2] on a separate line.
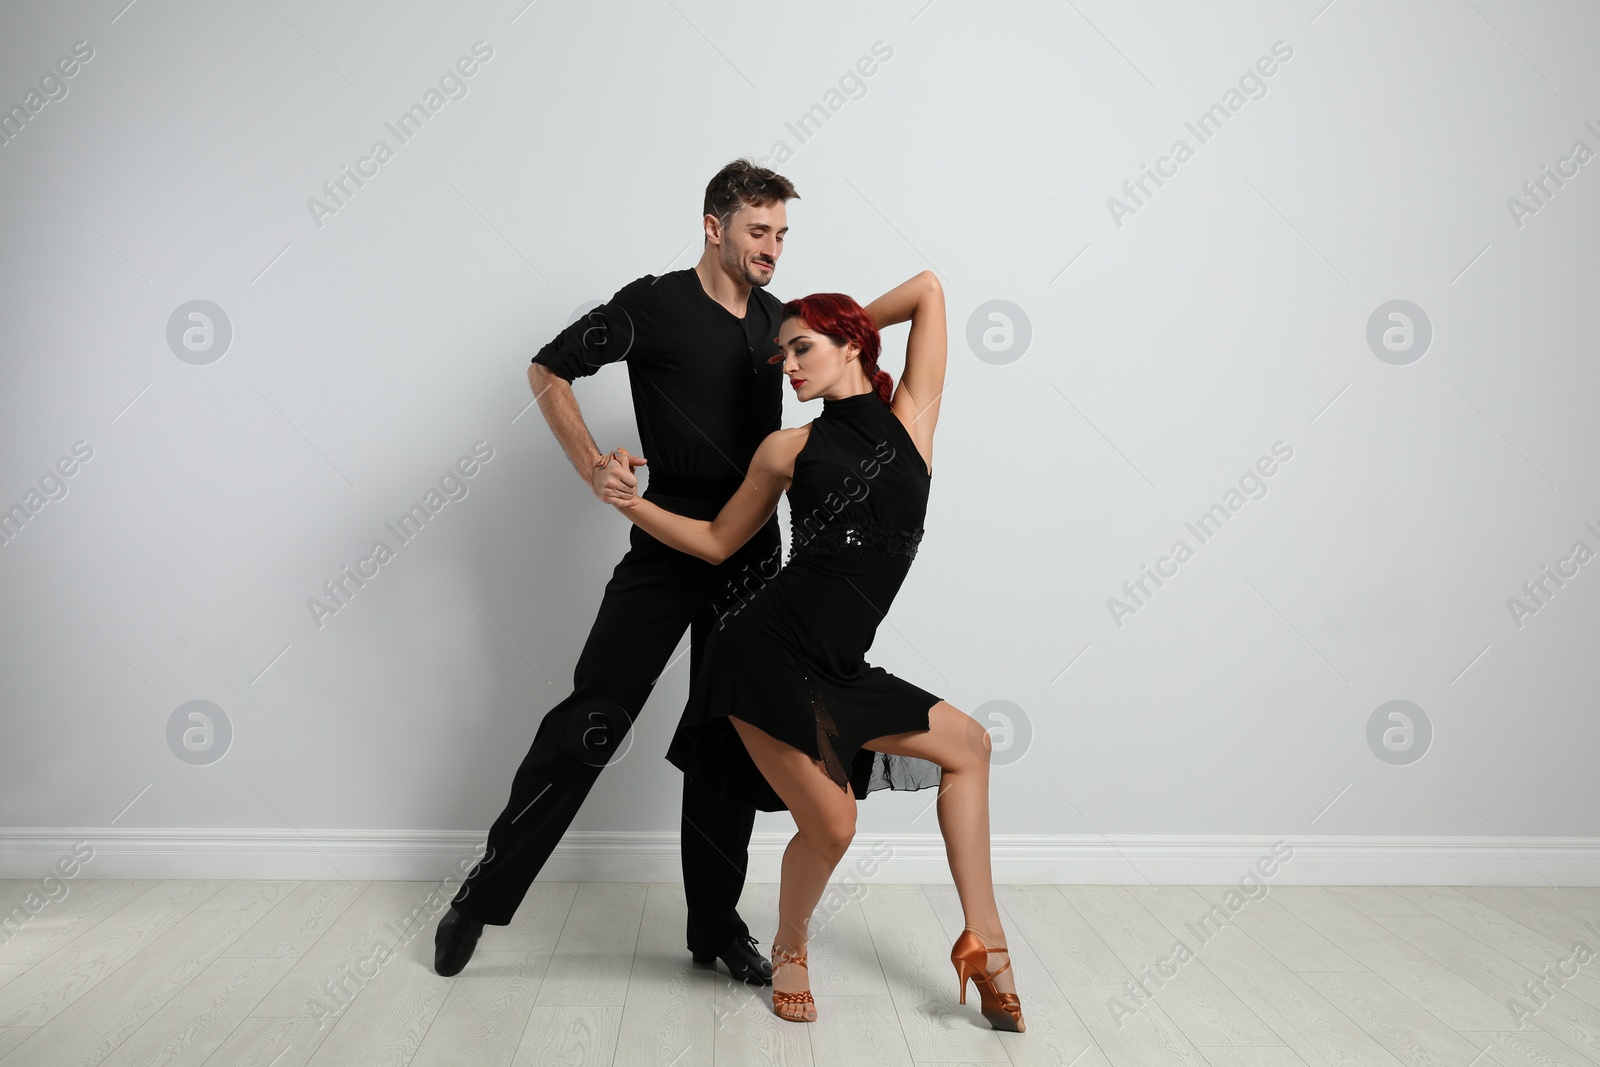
[770, 424, 812, 452]
[757, 424, 812, 477]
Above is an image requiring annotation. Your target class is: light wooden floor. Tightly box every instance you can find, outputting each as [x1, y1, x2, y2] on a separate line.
[2, 879, 1599, 1066]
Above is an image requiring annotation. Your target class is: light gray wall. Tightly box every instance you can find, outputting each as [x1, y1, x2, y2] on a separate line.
[1, 0, 1596, 856]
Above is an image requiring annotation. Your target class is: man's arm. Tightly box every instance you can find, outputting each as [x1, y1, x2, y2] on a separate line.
[526, 281, 651, 501]
[526, 363, 641, 501]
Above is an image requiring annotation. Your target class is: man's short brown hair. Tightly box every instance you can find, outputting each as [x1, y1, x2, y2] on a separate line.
[703, 158, 799, 230]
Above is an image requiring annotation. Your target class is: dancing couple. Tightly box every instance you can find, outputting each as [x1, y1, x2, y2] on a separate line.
[435, 159, 1023, 1030]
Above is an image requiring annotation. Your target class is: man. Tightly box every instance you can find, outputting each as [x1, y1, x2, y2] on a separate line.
[435, 159, 798, 984]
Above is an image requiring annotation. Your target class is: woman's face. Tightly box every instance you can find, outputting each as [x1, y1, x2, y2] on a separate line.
[775, 317, 862, 403]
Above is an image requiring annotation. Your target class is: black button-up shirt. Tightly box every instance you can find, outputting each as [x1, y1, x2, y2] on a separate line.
[532, 269, 784, 506]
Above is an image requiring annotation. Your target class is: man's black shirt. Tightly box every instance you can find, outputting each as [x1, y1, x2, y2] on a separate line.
[532, 269, 784, 505]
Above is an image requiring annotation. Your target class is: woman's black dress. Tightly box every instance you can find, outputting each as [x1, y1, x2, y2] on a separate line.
[666, 389, 944, 812]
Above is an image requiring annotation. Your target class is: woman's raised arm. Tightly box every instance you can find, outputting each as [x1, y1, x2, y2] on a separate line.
[866, 271, 947, 455]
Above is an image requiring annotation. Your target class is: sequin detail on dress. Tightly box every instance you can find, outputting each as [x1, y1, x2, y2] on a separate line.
[787, 523, 925, 566]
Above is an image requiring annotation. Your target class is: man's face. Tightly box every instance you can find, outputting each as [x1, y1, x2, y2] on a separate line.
[713, 200, 788, 287]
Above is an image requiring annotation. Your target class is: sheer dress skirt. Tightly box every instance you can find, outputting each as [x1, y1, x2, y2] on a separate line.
[666, 524, 944, 812]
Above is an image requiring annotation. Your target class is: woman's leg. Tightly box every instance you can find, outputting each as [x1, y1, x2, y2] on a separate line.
[861, 701, 1016, 996]
[727, 715, 857, 1020]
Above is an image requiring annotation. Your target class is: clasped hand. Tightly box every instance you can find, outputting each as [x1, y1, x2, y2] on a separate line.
[593, 447, 648, 509]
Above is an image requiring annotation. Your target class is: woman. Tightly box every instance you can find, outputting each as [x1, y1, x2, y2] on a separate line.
[603, 271, 1023, 1030]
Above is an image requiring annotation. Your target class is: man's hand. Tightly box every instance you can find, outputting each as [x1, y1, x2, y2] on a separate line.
[592, 447, 648, 507]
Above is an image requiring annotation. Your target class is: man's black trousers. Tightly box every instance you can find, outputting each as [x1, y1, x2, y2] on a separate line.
[451, 494, 782, 955]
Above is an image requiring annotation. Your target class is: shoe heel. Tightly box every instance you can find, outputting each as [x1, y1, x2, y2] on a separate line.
[953, 959, 974, 1005]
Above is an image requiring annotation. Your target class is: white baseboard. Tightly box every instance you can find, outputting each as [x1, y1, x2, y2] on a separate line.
[2, 829, 1598, 885]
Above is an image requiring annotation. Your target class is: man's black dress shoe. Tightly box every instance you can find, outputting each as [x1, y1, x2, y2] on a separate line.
[434, 906, 485, 977]
[692, 932, 773, 985]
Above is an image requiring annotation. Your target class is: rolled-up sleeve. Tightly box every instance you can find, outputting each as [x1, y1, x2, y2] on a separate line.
[530, 275, 653, 381]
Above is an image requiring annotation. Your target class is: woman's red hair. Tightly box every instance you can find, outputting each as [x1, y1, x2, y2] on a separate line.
[781, 293, 893, 404]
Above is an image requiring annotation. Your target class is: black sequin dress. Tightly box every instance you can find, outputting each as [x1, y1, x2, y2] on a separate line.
[666, 390, 943, 812]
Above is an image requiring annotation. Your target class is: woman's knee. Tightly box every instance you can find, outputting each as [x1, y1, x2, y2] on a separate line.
[944, 704, 993, 769]
[805, 803, 857, 864]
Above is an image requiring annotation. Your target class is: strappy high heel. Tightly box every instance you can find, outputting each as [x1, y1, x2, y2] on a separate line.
[770, 945, 816, 1022]
[951, 927, 1025, 1032]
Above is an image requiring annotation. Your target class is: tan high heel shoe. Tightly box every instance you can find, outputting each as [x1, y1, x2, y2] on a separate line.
[770, 945, 816, 1022]
[951, 927, 1025, 1032]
